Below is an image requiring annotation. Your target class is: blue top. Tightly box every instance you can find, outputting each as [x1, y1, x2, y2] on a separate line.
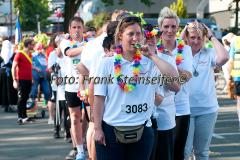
[32, 52, 48, 78]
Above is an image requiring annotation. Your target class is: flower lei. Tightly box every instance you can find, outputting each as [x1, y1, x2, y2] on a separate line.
[156, 38, 184, 65]
[144, 28, 161, 38]
[69, 38, 79, 48]
[114, 45, 142, 92]
[83, 34, 88, 43]
[69, 36, 88, 47]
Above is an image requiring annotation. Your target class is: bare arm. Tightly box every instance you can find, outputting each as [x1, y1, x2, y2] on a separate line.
[211, 36, 229, 66]
[94, 95, 106, 145]
[203, 24, 229, 66]
[141, 38, 180, 93]
[65, 46, 83, 57]
[77, 62, 89, 76]
[150, 54, 180, 92]
[11, 60, 18, 80]
[11, 61, 19, 89]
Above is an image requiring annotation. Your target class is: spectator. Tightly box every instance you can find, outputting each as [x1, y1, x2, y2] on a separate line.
[11, 38, 35, 124]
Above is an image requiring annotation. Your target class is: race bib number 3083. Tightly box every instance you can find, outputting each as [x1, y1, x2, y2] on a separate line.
[121, 103, 148, 114]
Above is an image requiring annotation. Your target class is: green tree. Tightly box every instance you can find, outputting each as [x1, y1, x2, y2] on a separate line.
[13, 0, 51, 32]
[63, 0, 154, 33]
[229, 0, 239, 33]
[170, 0, 187, 18]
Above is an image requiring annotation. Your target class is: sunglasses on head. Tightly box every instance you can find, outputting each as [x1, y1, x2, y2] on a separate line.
[120, 16, 141, 24]
[188, 19, 202, 23]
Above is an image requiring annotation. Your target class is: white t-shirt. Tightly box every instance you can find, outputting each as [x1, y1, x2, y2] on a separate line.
[189, 48, 219, 116]
[94, 55, 163, 127]
[173, 44, 193, 116]
[154, 53, 177, 131]
[56, 56, 66, 101]
[60, 39, 84, 92]
[81, 33, 107, 77]
[48, 50, 58, 91]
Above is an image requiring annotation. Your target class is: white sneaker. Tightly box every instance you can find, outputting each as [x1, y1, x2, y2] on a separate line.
[22, 118, 34, 124]
[48, 118, 54, 125]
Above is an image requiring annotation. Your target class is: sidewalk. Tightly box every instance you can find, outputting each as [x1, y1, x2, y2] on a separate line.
[0, 106, 72, 160]
[0, 93, 239, 160]
[210, 94, 240, 160]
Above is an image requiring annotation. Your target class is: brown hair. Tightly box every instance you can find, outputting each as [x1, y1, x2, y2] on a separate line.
[114, 16, 142, 44]
[69, 16, 84, 27]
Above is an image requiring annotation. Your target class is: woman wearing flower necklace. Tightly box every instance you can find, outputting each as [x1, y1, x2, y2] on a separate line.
[154, 7, 193, 160]
[93, 15, 179, 160]
[181, 21, 228, 159]
[59, 16, 86, 160]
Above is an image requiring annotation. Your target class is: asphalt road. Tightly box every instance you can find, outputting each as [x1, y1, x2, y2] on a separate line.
[0, 106, 72, 160]
[0, 94, 239, 160]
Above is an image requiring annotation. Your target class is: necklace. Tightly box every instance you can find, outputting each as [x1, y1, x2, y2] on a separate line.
[192, 52, 202, 77]
[144, 28, 160, 38]
[69, 36, 88, 47]
[156, 38, 184, 65]
[83, 34, 88, 43]
[114, 45, 142, 92]
[69, 38, 79, 48]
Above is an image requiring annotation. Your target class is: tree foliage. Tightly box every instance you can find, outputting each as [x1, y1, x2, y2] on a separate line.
[101, 0, 154, 7]
[63, 0, 154, 33]
[170, 0, 187, 18]
[63, 0, 83, 33]
[228, 0, 239, 33]
[13, 0, 51, 32]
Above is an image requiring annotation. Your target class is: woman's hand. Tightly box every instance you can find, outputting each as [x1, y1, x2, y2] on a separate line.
[180, 25, 188, 40]
[140, 36, 157, 59]
[94, 128, 106, 146]
[177, 68, 192, 84]
[81, 95, 89, 104]
[202, 23, 214, 39]
[13, 80, 18, 89]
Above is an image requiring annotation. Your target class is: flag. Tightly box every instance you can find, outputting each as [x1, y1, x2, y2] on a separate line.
[15, 16, 22, 45]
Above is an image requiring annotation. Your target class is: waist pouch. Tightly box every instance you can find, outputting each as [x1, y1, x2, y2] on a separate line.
[113, 122, 146, 144]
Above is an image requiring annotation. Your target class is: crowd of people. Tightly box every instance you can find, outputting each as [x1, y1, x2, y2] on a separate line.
[0, 6, 236, 160]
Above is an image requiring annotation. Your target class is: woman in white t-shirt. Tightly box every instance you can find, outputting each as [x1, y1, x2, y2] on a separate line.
[181, 20, 229, 160]
[93, 15, 178, 160]
[153, 7, 192, 160]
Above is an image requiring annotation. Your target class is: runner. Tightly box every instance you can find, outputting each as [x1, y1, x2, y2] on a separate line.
[181, 20, 228, 160]
[60, 16, 86, 160]
[93, 15, 177, 160]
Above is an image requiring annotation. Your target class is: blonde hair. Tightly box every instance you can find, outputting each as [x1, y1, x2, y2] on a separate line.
[158, 7, 180, 27]
[186, 21, 208, 38]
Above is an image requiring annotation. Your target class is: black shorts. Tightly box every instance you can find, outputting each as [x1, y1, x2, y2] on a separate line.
[65, 91, 81, 108]
[50, 91, 57, 103]
[234, 81, 240, 96]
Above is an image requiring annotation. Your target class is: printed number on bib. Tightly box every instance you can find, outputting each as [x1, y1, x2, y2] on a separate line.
[122, 103, 148, 114]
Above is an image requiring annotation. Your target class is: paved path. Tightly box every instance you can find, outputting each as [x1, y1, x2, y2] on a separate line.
[0, 94, 240, 160]
[210, 94, 240, 160]
[0, 107, 72, 160]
